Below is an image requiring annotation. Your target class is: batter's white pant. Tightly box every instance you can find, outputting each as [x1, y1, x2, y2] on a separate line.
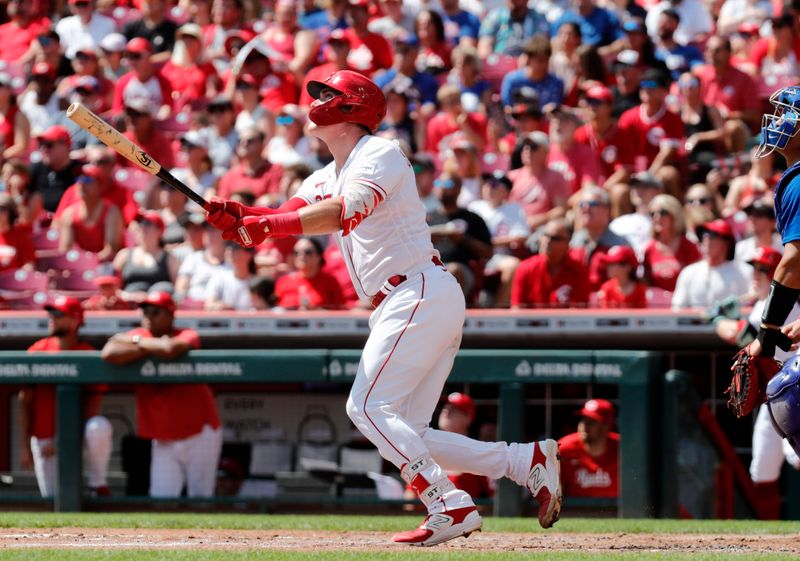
[149, 424, 223, 498]
[30, 415, 113, 498]
[346, 266, 533, 507]
[750, 404, 800, 483]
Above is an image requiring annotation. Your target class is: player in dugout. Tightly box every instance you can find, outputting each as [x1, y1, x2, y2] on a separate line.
[18, 296, 113, 497]
[558, 399, 619, 499]
[204, 69, 562, 546]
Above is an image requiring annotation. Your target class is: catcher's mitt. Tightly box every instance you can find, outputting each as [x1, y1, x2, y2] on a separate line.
[726, 347, 782, 418]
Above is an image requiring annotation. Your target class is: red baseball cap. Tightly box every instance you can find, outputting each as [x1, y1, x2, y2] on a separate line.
[78, 164, 103, 182]
[749, 245, 782, 272]
[584, 84, 613, 103]
[698, 219, 735, 240]
[140, 290, 176, 313]
[445, 392, 476, 422]
[136, 210, 165, 233]
[579, 399, 615, 426]
[604, 245, 638, 268]
[37, 125, 72, 145]
[45, 295, 85, 326]
[126, 37, 153, 55]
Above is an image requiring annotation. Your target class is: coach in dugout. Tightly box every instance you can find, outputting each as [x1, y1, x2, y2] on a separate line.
[101, 290, 222, 498]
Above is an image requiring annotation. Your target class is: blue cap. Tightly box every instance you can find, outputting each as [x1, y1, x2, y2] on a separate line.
[394, 32, 419, 48]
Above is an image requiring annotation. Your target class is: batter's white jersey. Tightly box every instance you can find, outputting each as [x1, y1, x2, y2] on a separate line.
[294, 136, 439, 300]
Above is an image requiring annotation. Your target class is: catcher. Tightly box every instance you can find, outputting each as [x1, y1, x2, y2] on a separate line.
[712, 246, 800, 518]
[728, 86, 800, 453]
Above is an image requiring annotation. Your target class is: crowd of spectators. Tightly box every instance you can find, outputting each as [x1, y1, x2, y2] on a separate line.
[0, 0, 794, 312]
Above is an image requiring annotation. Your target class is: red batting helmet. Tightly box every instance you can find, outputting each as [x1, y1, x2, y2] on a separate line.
[306, 70, 386, 132]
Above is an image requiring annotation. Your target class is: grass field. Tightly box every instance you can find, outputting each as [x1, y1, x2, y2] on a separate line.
[1, 513, 799, 560]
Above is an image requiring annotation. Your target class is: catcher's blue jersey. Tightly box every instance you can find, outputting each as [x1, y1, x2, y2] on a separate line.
[774, 161, 800, 245]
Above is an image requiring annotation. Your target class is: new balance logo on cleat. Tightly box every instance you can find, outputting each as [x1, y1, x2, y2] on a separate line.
[392, 506, 483, 547]
[527, 439, 563, 529]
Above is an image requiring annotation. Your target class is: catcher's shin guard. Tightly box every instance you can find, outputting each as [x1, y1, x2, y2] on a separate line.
[766, 355, 800, 457]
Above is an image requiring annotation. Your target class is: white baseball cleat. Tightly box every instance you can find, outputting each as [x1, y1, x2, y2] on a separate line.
[392, 506, 483, 547]
[527, 439, 562, 528]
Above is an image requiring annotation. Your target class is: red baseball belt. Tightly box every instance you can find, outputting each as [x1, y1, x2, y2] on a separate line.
[370, 256, 445, 309]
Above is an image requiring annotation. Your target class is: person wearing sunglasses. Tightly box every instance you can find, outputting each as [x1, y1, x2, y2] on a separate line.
[267, 104, 312, 167]
[642, 193, 701, 292]
[511, 217, 589, 308]
[734, 199, 782, 263]
[274, 237, 344, 310]
[616, 67, 684, 196]
[28, 125, 84, 214]
[54, 0, 115, 61]
[215, 126, 283, 206]
[53, 145, 138, 225]
[119, 97, 176, 171]
[101, 290, 222, 499]
[709, 245, 800, 519]
[507, 131, 569, 232]
[55, 164, 123, 263]
[571, 187, 631, 291]
[20, 296, 113, 498]
[111, 37, 172, 117]
[671, 218, 750, 309]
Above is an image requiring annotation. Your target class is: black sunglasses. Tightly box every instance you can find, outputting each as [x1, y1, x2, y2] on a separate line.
[124, 52, 142, 60]
[542, 232, 569, 242]
[686, 197, 711, 205]
[48, 309, 67, 318]
[753, 265, 772, 274]
[294, 249, 317, 256]
[141, 305, 165, 315]
[208, 104, 232, 114]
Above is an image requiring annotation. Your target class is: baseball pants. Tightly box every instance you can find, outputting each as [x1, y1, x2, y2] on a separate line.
[149, 424, 223, 498]
[30, 415, 113, 497]
[346, 266, 533, 494]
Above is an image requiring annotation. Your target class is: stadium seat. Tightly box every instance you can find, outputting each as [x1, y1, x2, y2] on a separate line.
[178, 297, 206, 310]
[480, 53, 517, 92]
[114, 167, 157, 192]
[32, 229, 60, 251]
[36, 250, 100, 274]
[53, 268, 100, 292]
[0, 269, 49, 292]
[646, 287, 674, 308]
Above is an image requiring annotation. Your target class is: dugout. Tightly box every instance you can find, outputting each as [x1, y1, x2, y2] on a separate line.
[0, 308, 794, 518]
[0, 348, 659, 516]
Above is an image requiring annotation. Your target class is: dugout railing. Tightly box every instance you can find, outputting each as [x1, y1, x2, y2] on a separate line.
[0, 349, 660, 516]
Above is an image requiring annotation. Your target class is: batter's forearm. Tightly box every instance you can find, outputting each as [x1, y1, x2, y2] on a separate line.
[298, 197, 345, 235]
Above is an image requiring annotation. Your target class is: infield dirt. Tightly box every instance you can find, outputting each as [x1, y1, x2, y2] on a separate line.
[1, 528, 798, 554]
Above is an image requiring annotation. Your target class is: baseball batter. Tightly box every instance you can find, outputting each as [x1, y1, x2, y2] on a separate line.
[207, 70, 562, 546]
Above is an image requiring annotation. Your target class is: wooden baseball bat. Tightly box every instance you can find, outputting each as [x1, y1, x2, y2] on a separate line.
[66, 103, 210, 210]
